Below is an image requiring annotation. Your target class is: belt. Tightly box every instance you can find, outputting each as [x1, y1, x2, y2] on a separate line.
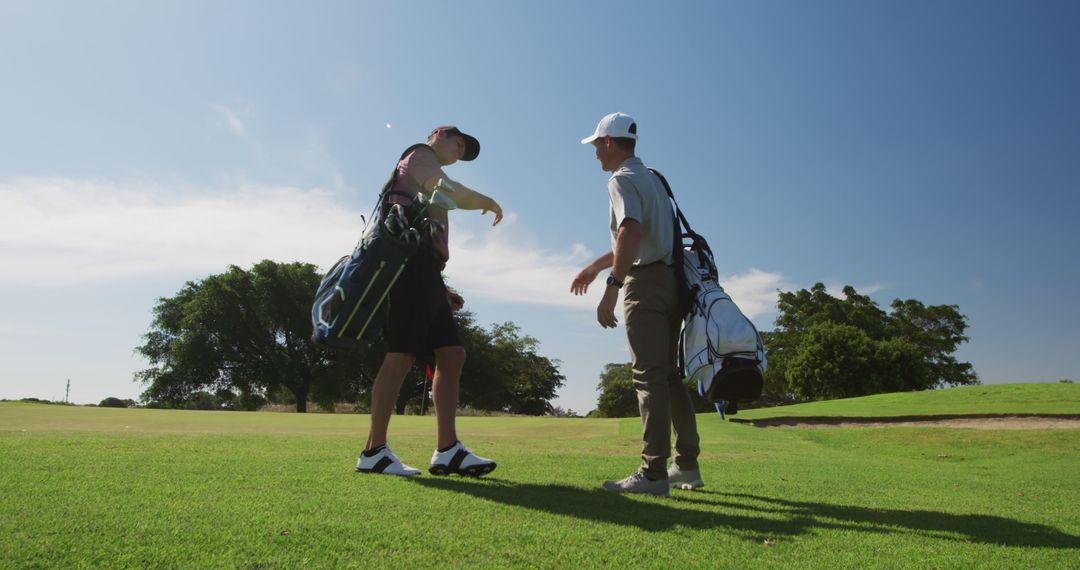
[629, 259, 674, 272]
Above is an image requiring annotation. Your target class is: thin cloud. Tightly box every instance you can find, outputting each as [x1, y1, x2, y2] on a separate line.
[447, 221, 789, 314]
[719, 268, 790, 321]
[445, 222, 598, 309]
[0, 177, 359, 286]
[209, 103, 248, 138]
[0, 177, 792, 322]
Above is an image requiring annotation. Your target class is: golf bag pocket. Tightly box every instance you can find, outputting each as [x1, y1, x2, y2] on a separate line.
[680, 245, 767, 407]
[311, 201, 424, 350]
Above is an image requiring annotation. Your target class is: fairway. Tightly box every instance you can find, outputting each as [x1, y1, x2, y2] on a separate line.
[2, 384, 1079, 568]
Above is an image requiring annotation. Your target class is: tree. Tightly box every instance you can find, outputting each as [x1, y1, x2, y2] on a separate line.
[135, 260, 371, 412]
[594, 362, 714, 416]
[456, 316, 565, 415]
[135, 262, 564, 415]
[786, 322, 875, 400]
[594, 363, 638, 418]
[887, 299, 977, 389]
[767, 283, 977, 401]
[98, 397, 131, 408]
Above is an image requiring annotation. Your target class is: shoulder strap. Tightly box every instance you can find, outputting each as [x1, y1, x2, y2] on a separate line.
[649, 166, 699, 325]
[380, 143, 432, 198]
[649, 167, 712, 258]
[372, 143, 434, 219]
[648, 167, 694, 236]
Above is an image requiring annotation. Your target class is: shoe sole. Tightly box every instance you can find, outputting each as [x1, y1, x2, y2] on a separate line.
[355, 467, 419, 477]
[601, 482, 669, 497]
[428, 462, 497, 477]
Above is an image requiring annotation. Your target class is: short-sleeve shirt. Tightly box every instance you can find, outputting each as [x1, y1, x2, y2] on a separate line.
[389, 146, 451, 260]
[608, 156, 674, 266]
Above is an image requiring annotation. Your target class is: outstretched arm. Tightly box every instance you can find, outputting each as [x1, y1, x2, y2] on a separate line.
[422, 174, 503, 225]
[570, 251, 613, 296]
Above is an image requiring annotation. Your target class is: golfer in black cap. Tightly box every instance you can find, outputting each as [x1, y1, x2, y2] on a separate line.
[356, 125, 503, 477]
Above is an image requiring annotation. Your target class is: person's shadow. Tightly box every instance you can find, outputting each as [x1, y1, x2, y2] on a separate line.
[413, 478, 1079, 548]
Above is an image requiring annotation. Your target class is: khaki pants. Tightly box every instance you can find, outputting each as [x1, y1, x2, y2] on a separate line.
[623, 263, 700, 480]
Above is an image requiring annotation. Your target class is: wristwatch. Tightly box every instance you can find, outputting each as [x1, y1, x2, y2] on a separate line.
[606, 274, 624, 289]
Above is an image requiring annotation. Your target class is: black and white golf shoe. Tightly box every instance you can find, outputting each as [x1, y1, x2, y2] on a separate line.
[428, 441, 496, 477]
[355, 444, 421, 477]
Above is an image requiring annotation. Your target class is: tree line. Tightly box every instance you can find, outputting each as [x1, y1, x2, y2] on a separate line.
[136, 262, 975, 417]
[136, 260, 564, 414]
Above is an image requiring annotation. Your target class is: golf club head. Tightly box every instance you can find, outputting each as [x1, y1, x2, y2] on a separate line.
[425, 218, 445, 237]
[383, 204, 408, 237]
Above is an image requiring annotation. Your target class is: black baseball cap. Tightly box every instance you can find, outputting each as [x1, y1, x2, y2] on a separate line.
[430, 126, 480, 161]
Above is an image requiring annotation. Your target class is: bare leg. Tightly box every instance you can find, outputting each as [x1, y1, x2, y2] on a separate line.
[365, 352, 415, 451]
[432, 345, 466, 449]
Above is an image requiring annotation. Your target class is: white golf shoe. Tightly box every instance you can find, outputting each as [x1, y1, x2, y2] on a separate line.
[428, 441, 497, 477]
[355, 444, 421, 477]
[602, 471, 669, 497]
[667, 465, 705, 490]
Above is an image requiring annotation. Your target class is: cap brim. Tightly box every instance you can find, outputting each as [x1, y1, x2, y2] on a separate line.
[460, 132, 480, 161]
[581, 133, 599, 145]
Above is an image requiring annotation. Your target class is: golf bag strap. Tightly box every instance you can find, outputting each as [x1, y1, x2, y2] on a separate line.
[377, 143, 434, 215]
[649, 168, 695, 237]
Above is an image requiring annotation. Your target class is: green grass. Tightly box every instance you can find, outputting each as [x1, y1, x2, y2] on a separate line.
[738, 382, 1080, 420]
[2, 383, 1079, 568]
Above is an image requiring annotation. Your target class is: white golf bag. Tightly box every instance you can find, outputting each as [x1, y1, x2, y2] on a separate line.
[650, 168, 767, 416]
[680, 240, 767, 407]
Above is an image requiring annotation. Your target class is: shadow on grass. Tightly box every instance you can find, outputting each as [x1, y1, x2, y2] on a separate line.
[413, 478, 1080, 547]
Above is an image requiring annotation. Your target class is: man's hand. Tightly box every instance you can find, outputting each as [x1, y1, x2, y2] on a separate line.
[481, 197, 503, 226]
[571, 265, 599, 296]
[597, 285, 619, 328]
[447, 288, 465, 312]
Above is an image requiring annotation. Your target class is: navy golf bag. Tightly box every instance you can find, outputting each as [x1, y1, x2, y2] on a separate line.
[651, 168, 768, 416]
[311, 144, 437, 350]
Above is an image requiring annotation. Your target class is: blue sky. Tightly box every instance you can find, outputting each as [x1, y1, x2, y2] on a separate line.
[1, 1, 1077, 413]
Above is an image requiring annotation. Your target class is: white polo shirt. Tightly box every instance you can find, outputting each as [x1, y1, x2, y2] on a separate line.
[608, 156, 675, 266]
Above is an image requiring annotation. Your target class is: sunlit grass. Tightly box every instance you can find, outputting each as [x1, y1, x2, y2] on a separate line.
[2, 383, 1078, 568]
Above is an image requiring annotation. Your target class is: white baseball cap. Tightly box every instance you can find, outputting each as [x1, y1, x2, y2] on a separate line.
[581, 112, 638, 144]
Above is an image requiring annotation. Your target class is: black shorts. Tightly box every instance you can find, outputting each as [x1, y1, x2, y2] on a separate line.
[384, 247, 461, 359]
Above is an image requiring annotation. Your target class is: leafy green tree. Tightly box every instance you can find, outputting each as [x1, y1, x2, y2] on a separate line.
[136, 262, 564, 415]
[98, 397, 131, 408]
[456, 316, 565, 415]
[595, 363, 713, 416]
[594, 363, 638, 418]
[870, 336, 929, 393]
[887, 299, 977, 388]
[768, 283, 977, 401]
[135, 260, 370, 412]
[786, 322, 875, 400]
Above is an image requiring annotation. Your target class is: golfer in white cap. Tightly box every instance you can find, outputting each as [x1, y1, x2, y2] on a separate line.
[572, 113, 703, 496]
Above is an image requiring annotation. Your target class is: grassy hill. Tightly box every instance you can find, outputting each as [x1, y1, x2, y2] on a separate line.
[738, 382, 1080, 420]
[2, 382, 1078, 568]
